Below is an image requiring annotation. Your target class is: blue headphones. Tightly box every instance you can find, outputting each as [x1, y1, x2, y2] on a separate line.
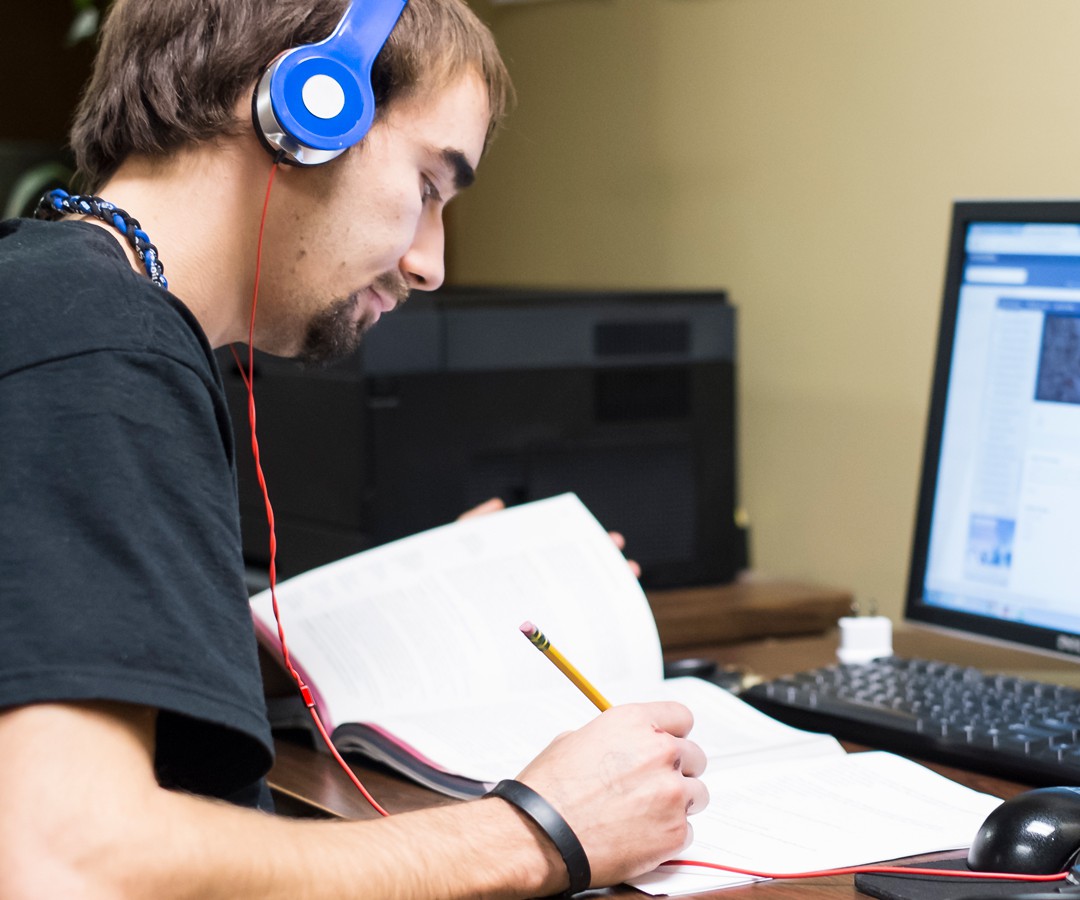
[253, 0, 407, 166]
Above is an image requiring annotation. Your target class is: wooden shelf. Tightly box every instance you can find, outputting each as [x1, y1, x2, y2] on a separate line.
[646, 577, 853, 652]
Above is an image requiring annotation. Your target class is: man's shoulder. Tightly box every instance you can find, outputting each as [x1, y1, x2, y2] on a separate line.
[0, 216, 135, 292]
[0, 217, 212, 380]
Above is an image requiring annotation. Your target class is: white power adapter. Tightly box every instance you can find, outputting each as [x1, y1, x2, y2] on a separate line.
[837, 615, 893, 664]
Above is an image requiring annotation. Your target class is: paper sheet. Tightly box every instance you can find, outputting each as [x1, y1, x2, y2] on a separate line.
[629, 752, 1002, 895]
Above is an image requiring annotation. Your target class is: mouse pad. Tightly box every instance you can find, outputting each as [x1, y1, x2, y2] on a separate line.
[856, 858, 1055, 900]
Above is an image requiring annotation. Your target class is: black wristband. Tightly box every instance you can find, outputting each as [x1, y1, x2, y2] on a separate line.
[485, 779, 591, 896]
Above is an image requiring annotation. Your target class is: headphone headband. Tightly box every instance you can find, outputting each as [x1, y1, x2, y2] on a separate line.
[254, 0, 407, 166]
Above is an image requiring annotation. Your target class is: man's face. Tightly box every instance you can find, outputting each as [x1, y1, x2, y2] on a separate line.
[256, 70, 490, 365]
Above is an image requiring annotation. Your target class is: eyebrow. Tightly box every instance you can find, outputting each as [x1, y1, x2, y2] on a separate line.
[441, 148, 476, 191]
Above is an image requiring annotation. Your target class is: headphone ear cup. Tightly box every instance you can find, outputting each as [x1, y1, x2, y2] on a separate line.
[253, 0, 406, 166]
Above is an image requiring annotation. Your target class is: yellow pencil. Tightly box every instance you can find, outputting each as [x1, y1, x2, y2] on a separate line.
[519, 621, 611, 711]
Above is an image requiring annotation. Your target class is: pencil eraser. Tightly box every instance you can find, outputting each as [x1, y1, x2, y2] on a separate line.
[520, 621, 537, 637]
[837, 615, 892, 664]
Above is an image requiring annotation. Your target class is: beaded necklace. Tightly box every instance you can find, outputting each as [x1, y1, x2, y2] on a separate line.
[35, 188, 168, 290]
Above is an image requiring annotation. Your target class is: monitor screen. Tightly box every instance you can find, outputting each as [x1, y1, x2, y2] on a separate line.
[907, 200, 1080, 659]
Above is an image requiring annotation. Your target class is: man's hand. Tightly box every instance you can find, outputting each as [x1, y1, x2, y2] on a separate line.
[511, 701, 708, 888]
[458, 497, 642, 579]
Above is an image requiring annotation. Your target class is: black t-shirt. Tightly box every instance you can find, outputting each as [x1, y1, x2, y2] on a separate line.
[0, 217, 273, 801]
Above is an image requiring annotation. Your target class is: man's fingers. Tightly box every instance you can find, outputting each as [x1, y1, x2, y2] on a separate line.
[685, 776, 710, 816]
[457, 497, 505, 520]
[606, 531, 641, 578]
[675, 737, 707, 779]
[643, 701, 695, 738]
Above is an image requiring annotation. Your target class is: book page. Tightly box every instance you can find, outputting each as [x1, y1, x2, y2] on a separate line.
[631, 751, 1002, 896]
[364, 676, 843, 784]
[618, 677, 843, 770]
[250, 494, 664, 729]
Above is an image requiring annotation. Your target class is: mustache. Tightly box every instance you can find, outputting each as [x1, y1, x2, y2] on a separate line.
[373, 271, 411, 305]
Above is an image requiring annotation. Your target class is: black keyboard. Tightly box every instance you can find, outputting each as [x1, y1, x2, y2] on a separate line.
[742, 657, 1080, 785]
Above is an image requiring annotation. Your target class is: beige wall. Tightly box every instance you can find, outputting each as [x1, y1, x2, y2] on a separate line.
[449, 0, 1080, 618]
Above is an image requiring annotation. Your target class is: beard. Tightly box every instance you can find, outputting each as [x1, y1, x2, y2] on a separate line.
[296, 292, 376, 368]
[296, 273, 410, 368]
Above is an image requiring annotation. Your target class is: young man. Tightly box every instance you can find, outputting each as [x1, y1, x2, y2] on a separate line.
[0, 0, 708, 896]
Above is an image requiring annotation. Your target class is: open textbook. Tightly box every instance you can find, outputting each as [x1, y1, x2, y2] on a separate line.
[251, 494, 1001, 895]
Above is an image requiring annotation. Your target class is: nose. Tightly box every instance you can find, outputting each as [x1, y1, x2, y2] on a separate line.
[400, 211, 445, 292]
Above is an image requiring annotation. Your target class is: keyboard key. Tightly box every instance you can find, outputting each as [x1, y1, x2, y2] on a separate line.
[742, 657, 1080, 785]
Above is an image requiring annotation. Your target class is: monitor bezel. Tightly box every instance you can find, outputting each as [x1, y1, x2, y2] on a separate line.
[904, 198, 1080, 657]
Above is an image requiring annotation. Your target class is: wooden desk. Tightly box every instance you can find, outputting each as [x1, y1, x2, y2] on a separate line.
[268, 625, 1044, 898]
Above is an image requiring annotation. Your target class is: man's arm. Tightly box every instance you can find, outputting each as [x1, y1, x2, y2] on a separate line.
[0, 700, 706, 899]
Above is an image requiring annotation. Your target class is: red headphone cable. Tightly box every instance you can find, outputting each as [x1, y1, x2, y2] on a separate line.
[234, 158, 389, 818]
[663, 858, 1068, 883]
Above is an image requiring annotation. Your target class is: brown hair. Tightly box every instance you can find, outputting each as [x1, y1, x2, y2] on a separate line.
[69, 0, 513, 190]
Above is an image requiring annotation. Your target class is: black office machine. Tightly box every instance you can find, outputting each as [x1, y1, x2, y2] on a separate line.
[221, 287, 741, 589]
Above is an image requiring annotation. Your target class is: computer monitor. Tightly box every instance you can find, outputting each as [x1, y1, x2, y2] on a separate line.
[220, 287, 743, 590]
[906, 200, 1080, 661]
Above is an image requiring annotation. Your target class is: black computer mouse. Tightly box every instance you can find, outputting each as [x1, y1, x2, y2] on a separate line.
[968, 786, 1080, 875]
